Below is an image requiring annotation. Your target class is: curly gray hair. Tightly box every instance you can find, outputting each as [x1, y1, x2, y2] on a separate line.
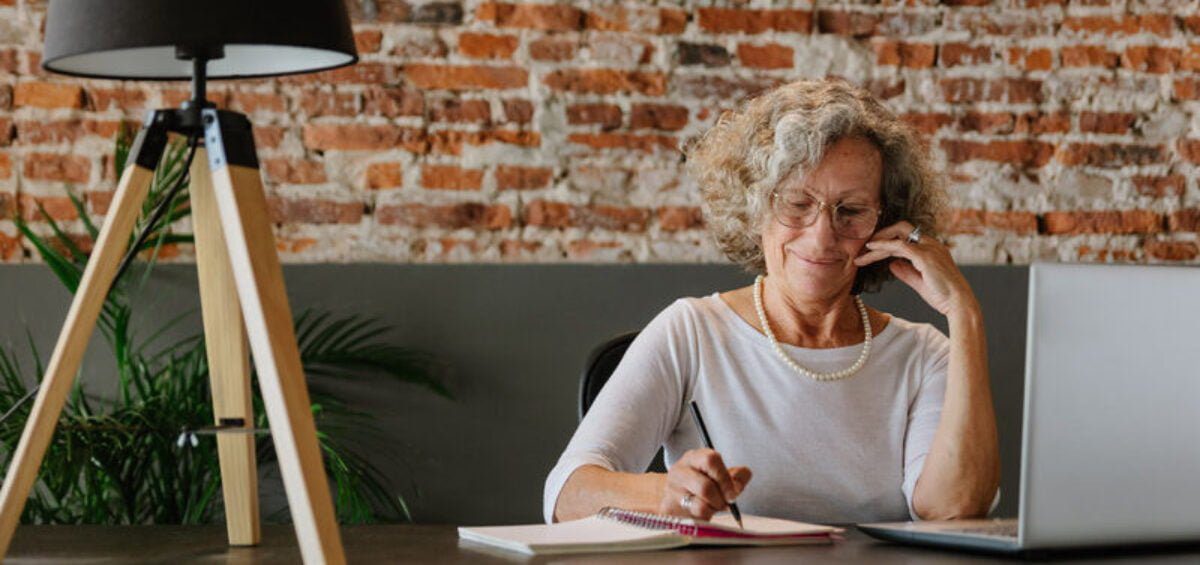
[686, 78, 947, 294]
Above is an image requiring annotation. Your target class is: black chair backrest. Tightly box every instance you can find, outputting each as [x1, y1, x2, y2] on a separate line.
[578, 331, 639, 421]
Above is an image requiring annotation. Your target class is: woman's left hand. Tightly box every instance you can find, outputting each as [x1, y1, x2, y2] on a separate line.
[853, 221, 978, 318]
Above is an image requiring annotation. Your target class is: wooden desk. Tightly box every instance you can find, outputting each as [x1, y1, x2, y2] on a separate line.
[9, 524, 1200, 563]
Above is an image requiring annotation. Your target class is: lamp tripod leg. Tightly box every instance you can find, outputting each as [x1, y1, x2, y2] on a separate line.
[0, 117, 167, 556]
[190, 147, 260, 546]
[202, 110, 345, 564]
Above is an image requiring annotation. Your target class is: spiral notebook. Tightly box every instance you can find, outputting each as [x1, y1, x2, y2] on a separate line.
[457, 507, 842, 555]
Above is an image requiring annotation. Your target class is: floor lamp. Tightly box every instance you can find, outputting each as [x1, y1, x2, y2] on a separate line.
[0, 1, 358, 563]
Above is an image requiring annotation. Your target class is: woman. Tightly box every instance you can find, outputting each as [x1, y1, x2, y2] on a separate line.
[544, 79, 1000, 525]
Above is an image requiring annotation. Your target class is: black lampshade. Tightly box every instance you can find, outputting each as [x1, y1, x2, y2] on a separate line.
[43, 0, 358, 80]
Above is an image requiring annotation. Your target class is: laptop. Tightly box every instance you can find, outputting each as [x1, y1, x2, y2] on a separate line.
[859, 262, 1200, 555]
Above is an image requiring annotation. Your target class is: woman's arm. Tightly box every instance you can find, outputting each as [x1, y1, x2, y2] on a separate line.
[553, 466, 666, 522]
[910, 298, 1000, 519]
[855, 222, 1001, 519]
[554, 452, 752, 523]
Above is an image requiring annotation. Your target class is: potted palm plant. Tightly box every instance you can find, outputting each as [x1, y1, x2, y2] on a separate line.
[0, 129, 448, 525]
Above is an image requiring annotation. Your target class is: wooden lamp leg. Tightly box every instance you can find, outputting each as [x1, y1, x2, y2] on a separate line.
[0, 122, 166, 556]
[190, 147, 261, 546]
[203, 110, 345, 564]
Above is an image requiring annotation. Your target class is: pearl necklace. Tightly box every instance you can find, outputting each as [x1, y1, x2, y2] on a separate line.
[752, 275, 872, 381]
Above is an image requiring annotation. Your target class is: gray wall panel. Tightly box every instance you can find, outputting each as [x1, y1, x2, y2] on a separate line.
[0, 264, 1026, 524]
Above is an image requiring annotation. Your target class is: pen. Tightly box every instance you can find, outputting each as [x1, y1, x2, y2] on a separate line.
[688, 400, 744, 529]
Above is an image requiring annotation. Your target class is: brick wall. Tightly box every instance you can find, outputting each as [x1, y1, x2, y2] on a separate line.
[1, 0, 1199, 264]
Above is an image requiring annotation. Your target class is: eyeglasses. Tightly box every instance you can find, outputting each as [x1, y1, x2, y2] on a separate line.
[770, 191, 881, 240]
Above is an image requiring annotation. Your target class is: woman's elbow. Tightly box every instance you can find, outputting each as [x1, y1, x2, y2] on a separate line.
[912, 484, 998, 520]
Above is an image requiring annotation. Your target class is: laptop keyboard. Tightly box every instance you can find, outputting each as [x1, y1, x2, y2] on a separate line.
[949, 522, 1018, 538]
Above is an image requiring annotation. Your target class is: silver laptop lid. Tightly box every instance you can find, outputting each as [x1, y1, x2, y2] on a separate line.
[1019, 262, 1200, 549]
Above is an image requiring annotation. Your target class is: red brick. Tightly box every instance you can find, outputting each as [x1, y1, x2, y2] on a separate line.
[405, 64, 528, 90]
[901, 112, 953, 136]
[697, 8, 811, 34]
[0, 118, 10, 146]
[18, 195, 78, 222]
[0, 228, 19, 261]
[566, 239, 626, 259]
[253, 126, 286, 149]
[658, 9, 687, 34]
[495, 165, 553, 190]
[528, 37, 577, 61]
[940, 140, 1055, 167]
[737, 43, 794, 69]
[366, 162, 403, 189]
[0, 153, 10, 179]
[362, 86, 424, 117]
[1042, 210, 1162, 235]
[817, 10, 878, 37]
[945, 209, 1038, 235]
[568, 132, 676, 153]
[939, 43, 992, 67]
[392, 34, 449, 58]
[1007, 47, 1053, 71]
[523, 200, 572, 228]
[1168, 209, 1200, 231]
[629, 104, 689, 131]
[268, 198, 363, 224]
[1121, 46, 1179, 73]
[284, 62, 391, 85]
[1061, 15, 1174, 36]
[23, 153, 90, 183]
[301, 124, 427, 152]
[672, 74, 783, 100]
[429, 98, 491, 123]
[296, 91, 359, 117]
[377, 203, 512, 230]
[543, 69, 666, 95]
[1178, 139, 1200, 164]
[957, 111, 1070, 135]
[421, 164, 484, 190]
[524, 200, 650, 231]
[1056, 143, 1166, 167]
[85, 86, 148, 112]
[1186, 45, 1200, 72]
[567, 103, 623, 129]
[476, 2, 584, 31]
[873, 40, 936, 68]
[13, 82, 83, 109]
[458, 32, 519, 59]
[346, 0, 409, 22]
[1132, 174, 1185, 198]
[262, 158, 327, 184]
[502, 99, 534, 123]
[15, 119, 124, 144]
[1173, 78, 1200, 100]
[1144, 239, 1199, 262]
[940, 78, 1042, 103]
[1078, 112, 1136, 134]
[354, 30, 383, 54]
[1061, 45, 1119, 68]
[226, 91, 286, 114]
[429, 129, 540, 155]
[0, 49, 16, 74]
[657, 206, 705, 231]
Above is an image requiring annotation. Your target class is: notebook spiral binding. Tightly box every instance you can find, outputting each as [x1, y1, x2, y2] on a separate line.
[598, 507, 699, 537]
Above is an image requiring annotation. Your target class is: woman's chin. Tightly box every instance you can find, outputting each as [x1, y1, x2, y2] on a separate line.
[782, 263, 853, 297]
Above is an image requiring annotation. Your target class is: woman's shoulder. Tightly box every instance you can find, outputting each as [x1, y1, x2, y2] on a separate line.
[877, 315, 949, 352]
[651, 293, 731, 327]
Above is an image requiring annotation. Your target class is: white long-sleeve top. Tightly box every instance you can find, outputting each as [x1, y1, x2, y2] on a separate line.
[544, 293, 955, 525]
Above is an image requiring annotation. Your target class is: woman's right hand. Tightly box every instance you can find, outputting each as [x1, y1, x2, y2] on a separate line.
[657, 448, 752, 520]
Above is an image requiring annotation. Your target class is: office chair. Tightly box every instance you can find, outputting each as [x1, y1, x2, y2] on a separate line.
[578, 330, 666, 472]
